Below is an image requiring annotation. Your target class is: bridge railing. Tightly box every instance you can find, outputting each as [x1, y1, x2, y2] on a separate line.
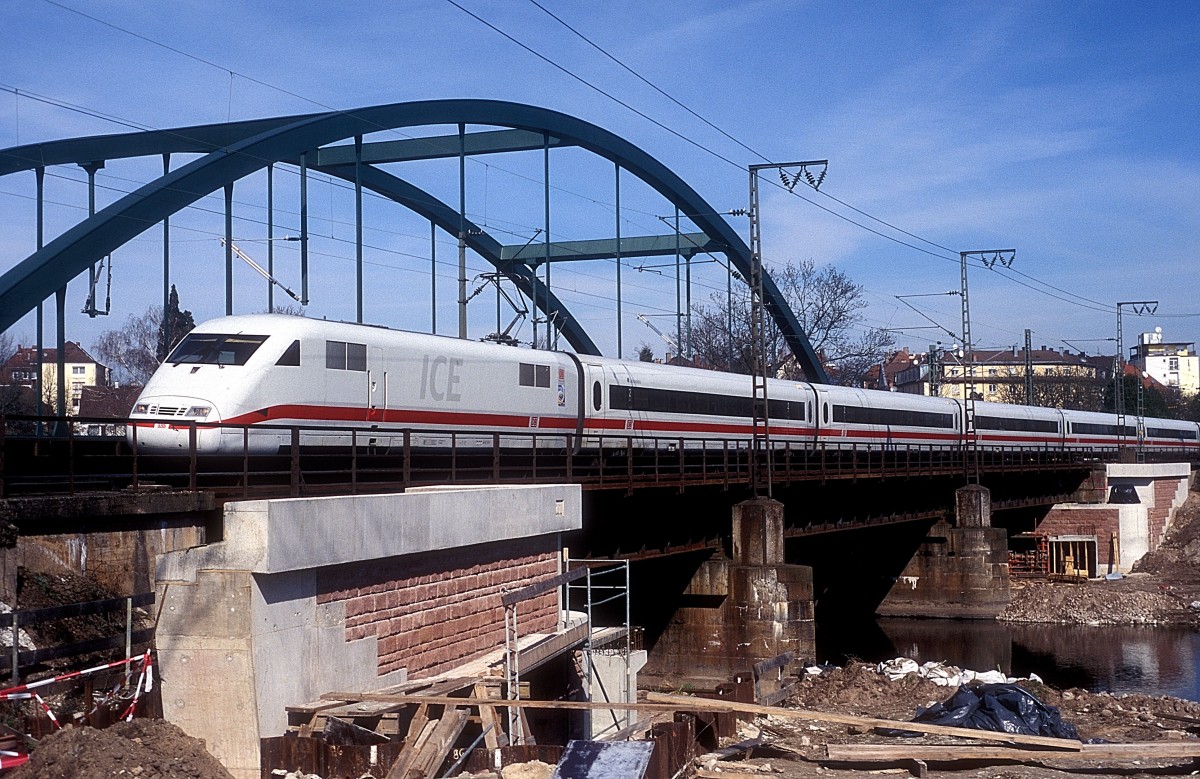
[0, 414, 1140, 500]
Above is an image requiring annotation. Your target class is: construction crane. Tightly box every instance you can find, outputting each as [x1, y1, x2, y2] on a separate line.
[636, 313, 680, 358]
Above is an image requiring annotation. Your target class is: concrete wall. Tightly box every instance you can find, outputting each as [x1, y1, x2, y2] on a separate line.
[156, 484, 581, 779]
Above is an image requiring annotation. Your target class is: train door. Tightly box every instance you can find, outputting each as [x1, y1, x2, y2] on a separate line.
[367, 346, 387, 451]
[606, 364, 644, 445]
[1054, 409, 1067, 452]
[812, 386, 832, 449]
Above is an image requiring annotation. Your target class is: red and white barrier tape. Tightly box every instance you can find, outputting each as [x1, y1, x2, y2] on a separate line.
[119, 652, 153, 722]
[0, 650, 152, 700]
[32, 693, 59, 731]
[0, 751, 29, 769]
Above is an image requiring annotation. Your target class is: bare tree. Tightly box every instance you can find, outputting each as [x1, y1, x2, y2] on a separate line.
[689, 258, 894, 384]
[994, 369, 1107, 411]
[93, 307, 165, 386]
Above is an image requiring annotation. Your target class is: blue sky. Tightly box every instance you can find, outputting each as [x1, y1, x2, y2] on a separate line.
[1, 0, 1198, 364]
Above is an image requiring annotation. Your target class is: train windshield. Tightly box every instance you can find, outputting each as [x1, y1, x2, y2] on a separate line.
[169, 333, 270, 366]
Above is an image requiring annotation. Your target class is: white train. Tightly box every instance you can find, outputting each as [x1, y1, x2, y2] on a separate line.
[128, 314, 1200, 456]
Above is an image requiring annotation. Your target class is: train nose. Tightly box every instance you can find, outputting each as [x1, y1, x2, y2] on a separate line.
[128, 396, 222, 451]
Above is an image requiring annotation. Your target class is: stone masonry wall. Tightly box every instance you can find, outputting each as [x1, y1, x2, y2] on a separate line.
[1036, 507, 1119, 568]
[316, 535, 559, 679]
[1150, 479, 1181, 549]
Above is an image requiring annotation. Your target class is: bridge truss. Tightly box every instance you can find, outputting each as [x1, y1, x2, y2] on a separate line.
[0, 100, 830, 417]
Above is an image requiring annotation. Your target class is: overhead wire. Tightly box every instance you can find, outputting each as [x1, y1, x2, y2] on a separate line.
[456, 1, 1186, 320]
[22, 0, 1198, 338]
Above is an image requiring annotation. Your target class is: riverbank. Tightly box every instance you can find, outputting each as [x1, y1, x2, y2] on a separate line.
[999, 486, 1200, 626]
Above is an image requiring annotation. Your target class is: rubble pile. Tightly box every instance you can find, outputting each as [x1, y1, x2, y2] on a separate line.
[8, 720, 234, 779]
[1000, 488, 1200, 626]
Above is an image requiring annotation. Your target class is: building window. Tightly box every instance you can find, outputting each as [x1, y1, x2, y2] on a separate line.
[72, 365, 86, 375]
[988, 384, 997, 393]
[987, 368, 997, 376]
[1169, 357, 1180, 370]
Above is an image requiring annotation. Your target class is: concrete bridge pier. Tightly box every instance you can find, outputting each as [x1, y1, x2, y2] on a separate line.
[877, 484, 1011, 619]
[643, 498, 815, 685]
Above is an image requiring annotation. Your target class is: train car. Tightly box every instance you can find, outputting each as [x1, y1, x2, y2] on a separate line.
[1060, 409, 1133, 453]
[130, 314, 1197, 460]
[1138, 417, 1200, 454]
[130, 314, 584, 454]
[811, 385, 962, 450]
[971, 400, 1064, 450]
[581, 358, 815, 449]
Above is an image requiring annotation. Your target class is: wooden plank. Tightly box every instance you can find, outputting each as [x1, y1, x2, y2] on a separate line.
[825, 742, 1200, 762]
[322, 700, 407, 719]
[386, 717, 438, 779]
[500, 568, 588, 607]
[473, 683, 501, 751]
[645, 693, 1083, 752]
[0, 627, 155, 672]
[417, 707, 469, 778]
[321, 689, 1075, 753]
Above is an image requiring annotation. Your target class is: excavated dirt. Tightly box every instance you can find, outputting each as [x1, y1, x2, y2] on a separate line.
[7, 719, 234, 779]
[686, 662, 1200, 778]
[691, 486, 1200, 777]
[999, 489, 1200, 626]
[9, 492, 1200, 778]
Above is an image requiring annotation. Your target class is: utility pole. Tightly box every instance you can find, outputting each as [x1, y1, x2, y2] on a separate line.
[747, 160, 827, 497]
[1024, 329, 1034, 405]
[959, 249, 1015, 482]
[1115, 300, 1157, 460]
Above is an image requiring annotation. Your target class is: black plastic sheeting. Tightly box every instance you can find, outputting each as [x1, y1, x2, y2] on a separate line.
[907, 683, 1079, 740]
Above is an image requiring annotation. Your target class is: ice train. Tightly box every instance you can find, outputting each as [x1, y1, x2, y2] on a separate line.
[127, 314, 1200, 456]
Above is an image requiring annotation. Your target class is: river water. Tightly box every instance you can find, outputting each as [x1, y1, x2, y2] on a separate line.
[820, 618, 1200, 701]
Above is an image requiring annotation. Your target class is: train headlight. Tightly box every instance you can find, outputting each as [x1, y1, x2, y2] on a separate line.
[186, 406, 212, 418]
[134, 403, 149, 414]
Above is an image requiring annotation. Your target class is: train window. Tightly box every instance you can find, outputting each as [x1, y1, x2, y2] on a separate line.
[832, 405, 955, 429]
[325, 341, 367, 371]
[519, 363, 552, 388]
[605, 385, 804, 420]
[823, 404, 829, 424]
[1147, 426, 1198, 440]
[326, 341, 346, 369]
[1074, 422, 1137, 437]
[169, 333, 269, 366]
[975, 415, 1058, 433]
[592, 382, 602, 411]
[276, 340, 301, 366]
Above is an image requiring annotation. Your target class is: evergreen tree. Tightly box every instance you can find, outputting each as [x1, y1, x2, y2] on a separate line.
[156, 285, 196, 361]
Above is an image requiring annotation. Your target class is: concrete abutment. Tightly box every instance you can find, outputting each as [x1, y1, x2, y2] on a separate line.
[155, 484, 582, 779]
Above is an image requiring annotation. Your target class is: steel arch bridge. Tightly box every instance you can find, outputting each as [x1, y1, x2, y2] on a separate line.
[0, 99, 829, 387]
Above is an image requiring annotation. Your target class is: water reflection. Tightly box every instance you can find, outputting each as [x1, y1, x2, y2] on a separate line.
[819, 618, 1200, 701]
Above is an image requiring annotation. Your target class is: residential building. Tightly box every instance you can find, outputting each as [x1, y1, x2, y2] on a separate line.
[0, 342, 111, 415]
[76, 384, 142, 435]
[893, 345, 1107, 409]
[1130, 330, 1199, 397]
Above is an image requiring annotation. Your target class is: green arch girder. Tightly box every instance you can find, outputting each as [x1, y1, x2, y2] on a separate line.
[0, 100, 827, 380]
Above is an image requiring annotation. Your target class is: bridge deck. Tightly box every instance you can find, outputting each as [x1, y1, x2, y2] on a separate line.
[0, 416, 1140, 503]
